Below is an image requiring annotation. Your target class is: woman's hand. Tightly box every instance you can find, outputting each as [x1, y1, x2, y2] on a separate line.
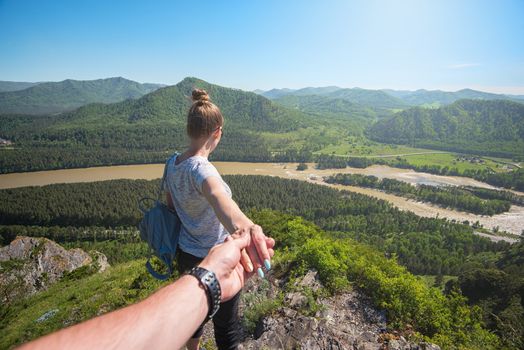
[199, 228, 275, 301]
[235, 225, 275, 278]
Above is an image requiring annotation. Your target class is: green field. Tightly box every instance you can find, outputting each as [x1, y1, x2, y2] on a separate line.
[0, 259, 167, 349]
[383, 153, 512, 173]
[317, 136, 434, 156]
[317, 137, 520, 175]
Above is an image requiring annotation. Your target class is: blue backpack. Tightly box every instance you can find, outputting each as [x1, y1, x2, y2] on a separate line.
[138, 155, 181, 280]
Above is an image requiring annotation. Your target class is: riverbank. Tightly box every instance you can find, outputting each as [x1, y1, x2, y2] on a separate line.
[0, 162, 522, 236]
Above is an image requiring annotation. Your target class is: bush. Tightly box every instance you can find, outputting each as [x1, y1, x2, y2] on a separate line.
[296, 163, 308, 171]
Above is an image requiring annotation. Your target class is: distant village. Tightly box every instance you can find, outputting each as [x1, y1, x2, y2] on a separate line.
[455, 156, 484, 164]
[0, 137, 13, 146]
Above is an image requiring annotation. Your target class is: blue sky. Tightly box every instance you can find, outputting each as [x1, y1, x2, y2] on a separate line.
[1, 0, 523, 93]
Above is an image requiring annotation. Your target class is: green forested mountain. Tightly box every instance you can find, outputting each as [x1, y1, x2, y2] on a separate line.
[0, 77, 165, 115]
[0, 81, 41, 92]
[327, 87, 406, 111]
[273, 94, 376, 133]
[259, 86, 342, 99]
[46, 77, 307, 131]
[0, 77, 316, 172]
[384, 88, 524, 106]
[261, 86, 406, 113]
[367, 99, 524, 157]
[262, 85, 524, 109]
[259, 87, 297, 99]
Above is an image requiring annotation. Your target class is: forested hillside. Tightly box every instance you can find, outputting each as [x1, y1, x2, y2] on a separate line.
[0, 81, 40, 92]
[260, 86, 340, 99]
[325, 173, 518, 215]
[262, 86, 406, 116]
[0, 77, 164, 115]
[273, 94, 376, 133]
[367, 99, 524, 157]
[0, 176, 520, 348]
[384, 88, 524, 106]
[0, 176, 508, 275]
[0, 77, 317, 172]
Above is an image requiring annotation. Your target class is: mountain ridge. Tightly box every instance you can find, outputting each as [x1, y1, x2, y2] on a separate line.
[257, 85, 524, 107]
[0, 77, 166, 115]
[367, 99, 524, 157]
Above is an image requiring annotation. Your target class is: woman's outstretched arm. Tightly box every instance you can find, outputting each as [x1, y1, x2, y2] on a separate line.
[202, 176, 253, 233]
[202, 177, 273, 275]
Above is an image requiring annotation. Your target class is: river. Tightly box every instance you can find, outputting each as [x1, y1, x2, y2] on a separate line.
[0, 162, 522, 238]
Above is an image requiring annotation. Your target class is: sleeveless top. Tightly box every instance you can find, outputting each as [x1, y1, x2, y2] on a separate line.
[163, 155, 232, 258]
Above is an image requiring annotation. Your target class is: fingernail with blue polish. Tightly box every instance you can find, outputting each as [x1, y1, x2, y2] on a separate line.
[264, 259, 271, 271]
[257, 267, 265, 278]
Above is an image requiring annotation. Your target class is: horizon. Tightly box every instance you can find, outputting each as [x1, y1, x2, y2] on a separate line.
[1, 0, 524, 94]
[4, 75, 524, 97]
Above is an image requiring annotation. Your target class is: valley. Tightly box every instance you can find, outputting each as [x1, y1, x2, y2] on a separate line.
[1, 161, 522, 237]
[1, 76, 523, 350]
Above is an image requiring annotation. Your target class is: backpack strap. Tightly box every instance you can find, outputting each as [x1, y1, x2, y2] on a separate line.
[157, 153, 179, 201]
[145, 256, 173, 281]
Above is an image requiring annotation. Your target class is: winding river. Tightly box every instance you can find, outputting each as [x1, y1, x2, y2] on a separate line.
[0, 162, 522, 238]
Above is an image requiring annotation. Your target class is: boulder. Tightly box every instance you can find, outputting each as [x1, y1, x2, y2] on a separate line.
[0, 236, 109, 303]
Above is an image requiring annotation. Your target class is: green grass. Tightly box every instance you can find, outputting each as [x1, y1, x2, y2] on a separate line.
[260, 124, 349, 152]
[317, 137, 442, 156]
[385, 153, 510, 173]
[418, 275, 458, 292]
[0, 259, 168, 349]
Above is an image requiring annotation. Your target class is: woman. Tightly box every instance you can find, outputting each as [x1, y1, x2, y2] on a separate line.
[163, 88, 273, 350]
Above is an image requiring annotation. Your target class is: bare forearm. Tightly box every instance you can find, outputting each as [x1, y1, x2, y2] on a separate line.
[208, 192, 253, 233]
[20, 276, 208, 350]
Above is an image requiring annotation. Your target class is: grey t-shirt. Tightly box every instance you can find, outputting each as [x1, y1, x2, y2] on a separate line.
[163, 155, 232, 258]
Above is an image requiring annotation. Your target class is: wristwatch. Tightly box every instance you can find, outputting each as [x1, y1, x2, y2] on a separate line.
[187, 266, 221, 320]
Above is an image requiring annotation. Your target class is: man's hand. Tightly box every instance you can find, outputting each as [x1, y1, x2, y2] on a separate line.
[199, 227, 275, 301]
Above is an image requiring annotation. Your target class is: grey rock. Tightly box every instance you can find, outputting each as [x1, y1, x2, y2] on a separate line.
[360, 331, 377, 342]
[91, 250, 109, 272]
[419, 342, 441, 350]
[285, 291, 308, 309]
[297, 269, 322, 291]
[389, 339, 403, 350]
[0, 236, 109, 303]
[36, 309, 59, 323]
[203, 269, 441, 350]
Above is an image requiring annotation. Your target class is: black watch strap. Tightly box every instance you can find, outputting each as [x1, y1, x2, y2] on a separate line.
[188, 266, 221, 320]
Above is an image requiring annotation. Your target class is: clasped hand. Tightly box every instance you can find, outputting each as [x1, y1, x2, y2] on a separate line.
[199, 225, 275, 301]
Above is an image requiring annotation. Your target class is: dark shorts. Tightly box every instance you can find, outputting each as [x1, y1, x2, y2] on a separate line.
[176, 248, 242, 350]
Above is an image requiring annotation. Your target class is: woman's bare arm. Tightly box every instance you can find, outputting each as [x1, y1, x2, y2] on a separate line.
[202, 177, 253, 233]
[202, 177, 272, 275]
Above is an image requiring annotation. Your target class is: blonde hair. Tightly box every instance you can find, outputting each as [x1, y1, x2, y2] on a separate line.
[187, 89, 224, 139]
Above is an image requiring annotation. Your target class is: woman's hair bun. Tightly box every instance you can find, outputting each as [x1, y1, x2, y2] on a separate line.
[192, 88, 210, 103]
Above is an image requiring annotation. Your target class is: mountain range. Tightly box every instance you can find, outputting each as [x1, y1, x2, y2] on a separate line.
[383, 88, 524, 106]
[0, 77, 165, 115]
[0, 77, 316, 172]
[260, 86, 406, 115]
[0, 81, 41, 92]
[367, 99, 524, 157]
[258, 86, 524, 108]
[1, 76, 523, 173]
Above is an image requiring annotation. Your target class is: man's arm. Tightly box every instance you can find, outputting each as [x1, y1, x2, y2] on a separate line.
[19, 229, 274, 350]
[19, 275, 209, 350]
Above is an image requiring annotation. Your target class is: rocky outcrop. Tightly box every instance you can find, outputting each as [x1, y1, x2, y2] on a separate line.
[202, 269, 440, 350]
[0, 236, 109, 303]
